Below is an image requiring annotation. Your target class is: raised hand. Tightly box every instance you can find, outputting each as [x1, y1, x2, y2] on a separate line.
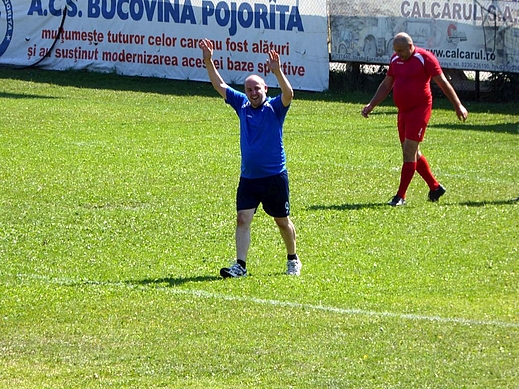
[267, 50, 281, 73]
[199, 38, 213, 61]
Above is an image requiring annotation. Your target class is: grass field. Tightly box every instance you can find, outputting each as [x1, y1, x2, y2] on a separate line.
[0, 68, 518, 388]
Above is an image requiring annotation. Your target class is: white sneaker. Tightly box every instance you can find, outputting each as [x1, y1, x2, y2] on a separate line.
[220, 262, 247, 278]
[286, 257, 302, 276]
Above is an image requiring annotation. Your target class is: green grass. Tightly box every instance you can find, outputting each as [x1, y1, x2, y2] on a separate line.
[0, 68, 518, 388]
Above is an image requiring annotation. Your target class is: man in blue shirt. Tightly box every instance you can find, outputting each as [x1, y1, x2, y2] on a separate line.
[200, 38, 301, 277]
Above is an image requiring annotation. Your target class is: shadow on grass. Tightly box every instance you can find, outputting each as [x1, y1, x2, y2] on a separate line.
[0, 91, 58, 99]
[308, 198, 518, 211]
[308, 202, 388, 211]
[126, 275, 221, 287]
[0, 66, 219, 99]
[429, 121, 519, 135]
[458, 198, 519, 207]
[2, 66, 517, 130]
[0, 66, 410, 105]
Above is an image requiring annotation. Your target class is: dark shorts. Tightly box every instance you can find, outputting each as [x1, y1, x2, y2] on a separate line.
[397, 105, 432, 143]
[236, 171, 290, 218]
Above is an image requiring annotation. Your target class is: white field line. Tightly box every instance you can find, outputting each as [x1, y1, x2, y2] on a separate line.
[15, 273, 519, 329]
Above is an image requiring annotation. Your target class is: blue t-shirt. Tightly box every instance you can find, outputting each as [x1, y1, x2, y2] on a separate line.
[226, 87, 290, 179]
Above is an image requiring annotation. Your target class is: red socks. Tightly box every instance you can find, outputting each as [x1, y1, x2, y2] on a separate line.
[397, 156, 439, 198]
[397, 162, 417, 198]
[416, 155, 439, 190]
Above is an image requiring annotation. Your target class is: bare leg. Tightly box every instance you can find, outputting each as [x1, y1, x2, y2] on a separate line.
[236, 209, 255, 261]
[396, 139, 420, 199]
[402, 139, 420, 162]
[274, 216, 296, 255]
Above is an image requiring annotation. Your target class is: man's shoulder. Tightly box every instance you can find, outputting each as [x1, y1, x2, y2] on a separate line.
[226, 86, 245, 97]
[267, 94, 290, 113]
[413, 46, 442, 74]
[265, 95, 279, 104]
[226, 87, 247, 105]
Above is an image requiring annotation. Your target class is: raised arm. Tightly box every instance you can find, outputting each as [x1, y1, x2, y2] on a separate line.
[361, 75, 394, 118]
[200, 38, 228, 99]
[432, 73, 468, 121]
[267, 50, 294, 107]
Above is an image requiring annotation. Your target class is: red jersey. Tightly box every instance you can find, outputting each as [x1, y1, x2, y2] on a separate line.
[387, 47, 442, 111]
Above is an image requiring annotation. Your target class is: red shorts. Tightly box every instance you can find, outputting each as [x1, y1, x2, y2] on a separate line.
[397, 105, 432, 143]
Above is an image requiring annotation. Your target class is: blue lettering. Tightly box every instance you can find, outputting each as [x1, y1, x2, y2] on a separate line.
[277, 5, 288, 30]
[143, 0, 157, 21]
[87, 0, 99, 18]
[27, 0, 78, 17]
[238, 3, 253, 29]
[203, 1, 304, 36]
[129, 0, 144, 20]
[49, 0, 62, 16]
[88, 0, 112, 18]
[82, 0, 301, 33]
[180, 0, 196, 24]
[286, 6, 303, 31]
[202, 0, 214, 24]
[65, 0, 79, 17]
[214, 1, 230, 27]
[163, 0, 177, 22]
[117, 0, 129, 21]
[255, 4, 269, 29]
[86, 0, 196, 23]
[27, 0, 44, 16]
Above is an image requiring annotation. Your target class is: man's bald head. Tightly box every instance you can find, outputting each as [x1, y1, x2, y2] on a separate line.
[392, 32, 415, 61]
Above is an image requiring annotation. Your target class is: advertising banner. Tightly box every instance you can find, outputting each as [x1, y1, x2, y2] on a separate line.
[0, 0, 329, 91]
[330, 0, 519, 73]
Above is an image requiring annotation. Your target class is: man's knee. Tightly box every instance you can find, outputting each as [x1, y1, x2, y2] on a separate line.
[402, 139, 420, 161]
[237, 210, 254, 227]
[274, 216, 291, 229]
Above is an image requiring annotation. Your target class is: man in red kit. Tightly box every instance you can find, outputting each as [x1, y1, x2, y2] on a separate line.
[362, 32, 468, 206]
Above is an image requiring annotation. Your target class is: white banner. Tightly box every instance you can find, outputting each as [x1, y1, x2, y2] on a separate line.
[0, 0, 329, 91]
[330, 0, 519, 73]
